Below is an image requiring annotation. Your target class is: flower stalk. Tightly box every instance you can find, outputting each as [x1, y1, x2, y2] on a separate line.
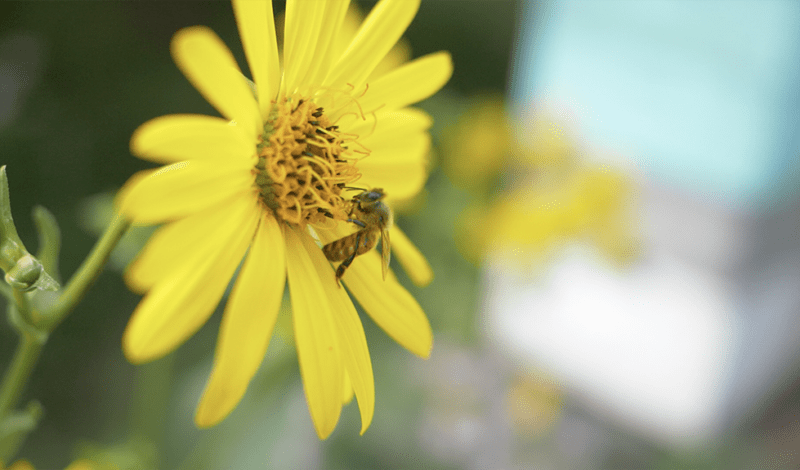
[0, 166, 130, 461]
[38, 213, 129, 332]
[0, 326, 45, 422]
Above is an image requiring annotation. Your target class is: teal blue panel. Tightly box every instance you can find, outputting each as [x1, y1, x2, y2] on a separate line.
[513, 0, 800, 209]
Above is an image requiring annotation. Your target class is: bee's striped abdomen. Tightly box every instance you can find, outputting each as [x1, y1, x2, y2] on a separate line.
[323, 233, 358, 261]
[355, 230, 379, 255]
[323, 229, 380, 262]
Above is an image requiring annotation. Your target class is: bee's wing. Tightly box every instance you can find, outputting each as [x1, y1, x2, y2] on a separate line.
[380, 227, 391, 280]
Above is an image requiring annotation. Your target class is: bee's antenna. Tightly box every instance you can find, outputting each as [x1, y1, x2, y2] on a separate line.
[342, 185, 368, 193]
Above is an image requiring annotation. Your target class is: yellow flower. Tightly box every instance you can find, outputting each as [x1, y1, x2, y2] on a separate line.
[505, 371, 562, 437]
[446, 97, 637, 267]
[442, 95, 510, 192]
[458, 165, 637, 267]
[118, 0, 451, 439]
[511, 112, 577, 170]
[3, 461, 34, 470]
[2, 460, 98, 470]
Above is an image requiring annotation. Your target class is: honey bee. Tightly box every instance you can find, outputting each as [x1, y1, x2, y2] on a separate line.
[323, 188, 392, 283]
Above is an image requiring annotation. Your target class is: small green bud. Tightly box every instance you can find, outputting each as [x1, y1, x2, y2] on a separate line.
[5, 254, 58, 292]
[5, 254, 42, 290]
[0, 167, 60, 292]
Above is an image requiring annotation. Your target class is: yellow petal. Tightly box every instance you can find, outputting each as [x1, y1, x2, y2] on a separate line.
[282, 0, 328, 94]
[323, 0, 420, 92]
[171, 26, 261, 139]
[125, 195, 251, 293]
[344, 251, 432, 358]
[295, 226, 374, 435]
[328, 3, 361, 62]
[123, 197, 260, 363]
[119, 160, 255, 225]
[358, 51, 453, 114]
[285, 226, 343, 439]
[195, 213, 286, 428]
[357, 133, 430, 200]
[341, 370, 355, 404]
[344, 107, 433, 137]
[298, 0, 351, 89]
[358, 110, 433, 148]
[130, 114, 255, 164]
[232, 0, 280, 119]
[390, 225, 433, 287]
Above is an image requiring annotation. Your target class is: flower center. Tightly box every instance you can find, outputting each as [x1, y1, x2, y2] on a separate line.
[255, 96, 361, 227]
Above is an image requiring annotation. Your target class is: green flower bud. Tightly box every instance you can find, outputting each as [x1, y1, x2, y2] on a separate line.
[0, 166, 60, 292]
[5, 254, 57, 292]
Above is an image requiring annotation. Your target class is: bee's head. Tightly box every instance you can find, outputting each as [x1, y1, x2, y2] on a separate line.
[354, 188, 386, 204]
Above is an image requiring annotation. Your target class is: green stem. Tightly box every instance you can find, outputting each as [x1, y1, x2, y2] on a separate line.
[0, 333, 44, 420]
[0, 212, 128, 460]
[39, 213, 129, 332]
[10, 290, 29, 322]
[0, 282, 11, 303]
[0, 212, 128, 420]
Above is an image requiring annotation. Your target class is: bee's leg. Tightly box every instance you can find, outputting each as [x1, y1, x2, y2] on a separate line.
[347, 218, 366, 228]
[347, 200, 359, 218]
[335, 231, 363, 285]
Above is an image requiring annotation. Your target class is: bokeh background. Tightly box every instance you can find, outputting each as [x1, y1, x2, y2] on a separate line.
[2, 1, 800, 469]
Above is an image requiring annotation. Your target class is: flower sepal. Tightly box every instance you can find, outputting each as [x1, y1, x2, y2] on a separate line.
[0, 167, 60, 293]
[4, 255, 58, 293]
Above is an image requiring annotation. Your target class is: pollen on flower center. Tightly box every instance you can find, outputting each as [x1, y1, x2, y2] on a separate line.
[255, 96, 361, 227]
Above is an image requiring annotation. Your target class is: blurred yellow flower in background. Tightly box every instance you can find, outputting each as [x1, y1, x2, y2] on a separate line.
[1, 459, 96, 470]
[511, 111, 579, 170]
[458, 167, 636, 267]
[444, 98, 637, 268]
[505, 371, 563, 438]
[2, 460, 34, 470]
[62, 460, 96, 470]
[442, 95, 510, 193]
[118, 0, 451, 439]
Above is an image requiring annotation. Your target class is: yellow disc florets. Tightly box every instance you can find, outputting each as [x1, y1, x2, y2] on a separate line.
[255, 96, 361, 227]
